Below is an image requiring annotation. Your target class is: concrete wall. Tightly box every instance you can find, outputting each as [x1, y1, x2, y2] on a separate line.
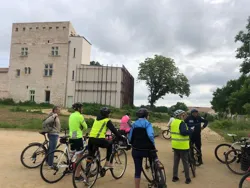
[8, 22, 70, 106]
[74, 65, 122, 108]
[0, 69, 9, 98]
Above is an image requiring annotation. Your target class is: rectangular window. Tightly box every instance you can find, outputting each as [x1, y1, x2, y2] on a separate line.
[72, 70, 75, 80]
[21, 47, 28, 56]
[44, 64, 53, 76]
[45, 91, 50, 103]
[15, 28, 18, 32]
[25, 67, 31, 74]
[28, 67, 31, 74]
[73, 48, 76, 58]
[51, 46, 59, 56]
[16, 69, 20, 77]
[30, 90, 35, 102]
[23, 27, 25, 31]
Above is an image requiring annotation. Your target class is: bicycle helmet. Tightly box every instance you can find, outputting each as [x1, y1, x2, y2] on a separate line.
[72, 102, 83, 110]
[100, 107, 111, 117]
[136, 108, 149, 118]
[174, 109, 186, 117]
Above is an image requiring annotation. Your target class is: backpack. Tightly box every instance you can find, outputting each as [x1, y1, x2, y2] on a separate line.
[42, 114, 57, 133]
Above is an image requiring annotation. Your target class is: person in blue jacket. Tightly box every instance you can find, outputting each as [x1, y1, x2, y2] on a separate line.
[185, 109, 208, 164]
[129, 108, 160, 188]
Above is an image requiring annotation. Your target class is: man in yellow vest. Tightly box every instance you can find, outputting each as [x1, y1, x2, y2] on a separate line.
[88, 107, 124, 168]
[171, 109, 193, 184]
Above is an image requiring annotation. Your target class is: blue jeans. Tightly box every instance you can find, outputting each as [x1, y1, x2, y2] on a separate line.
[48, 134, 59, 166]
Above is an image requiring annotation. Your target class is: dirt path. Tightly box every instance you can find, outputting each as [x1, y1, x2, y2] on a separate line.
[0, 129, 242, 188]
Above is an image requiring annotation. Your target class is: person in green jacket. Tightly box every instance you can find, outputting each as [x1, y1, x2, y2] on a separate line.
[69, 102, 88, 181]
[171, 109, 193, 184]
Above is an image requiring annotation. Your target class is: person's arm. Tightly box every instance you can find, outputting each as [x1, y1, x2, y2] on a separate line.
[167, 117, 173, 127]
[80, 115, 88, 130]
[128, 123, 134, 143]
[107, 120, 122, 139]
[200, 116, 208, 129]
[179, 122, 193, 136]
[146, 122, 155, 145]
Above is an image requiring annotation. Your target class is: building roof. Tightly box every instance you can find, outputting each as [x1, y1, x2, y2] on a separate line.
[0, 68, 8, 73]
[188, 106, 216, 114]
[69, 35, 92, 45]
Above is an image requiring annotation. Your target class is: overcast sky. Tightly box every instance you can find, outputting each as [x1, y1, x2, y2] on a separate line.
[0, 0, 249, 107]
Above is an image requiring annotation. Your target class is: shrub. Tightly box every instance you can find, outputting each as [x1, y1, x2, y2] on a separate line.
[10, 106, 27, 112]
[0, 98, 15, 105]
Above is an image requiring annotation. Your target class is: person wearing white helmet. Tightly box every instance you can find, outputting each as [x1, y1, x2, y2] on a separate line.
[171, 109, 193, 184]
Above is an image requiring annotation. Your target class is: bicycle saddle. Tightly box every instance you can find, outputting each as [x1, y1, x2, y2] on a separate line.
[227, 133, 237, 137]
[39, 131, 48, 135]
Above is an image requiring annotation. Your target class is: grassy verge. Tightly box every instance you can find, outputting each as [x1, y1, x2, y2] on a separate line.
[209, 119, 250, 141]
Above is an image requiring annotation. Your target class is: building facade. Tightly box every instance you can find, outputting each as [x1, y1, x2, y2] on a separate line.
[0, 21, 134, 108]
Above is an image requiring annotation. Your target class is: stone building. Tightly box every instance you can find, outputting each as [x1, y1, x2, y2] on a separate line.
[0, 21, 134, 108]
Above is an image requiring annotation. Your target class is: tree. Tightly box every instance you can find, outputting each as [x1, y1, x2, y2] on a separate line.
[90, 61, 102, 66]
[169, 102, 188, 114]
[235, 16, 250, 74]
[138, 55, 190, 107]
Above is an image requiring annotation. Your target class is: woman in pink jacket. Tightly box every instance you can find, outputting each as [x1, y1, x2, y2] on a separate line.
[120, 113, 132, 135]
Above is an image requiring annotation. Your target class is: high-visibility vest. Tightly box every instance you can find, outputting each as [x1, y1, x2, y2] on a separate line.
[170, 119, 190, 150]
[89, 118, 110, 139]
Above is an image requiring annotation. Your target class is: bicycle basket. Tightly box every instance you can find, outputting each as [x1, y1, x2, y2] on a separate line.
[59, 136, 68, 144]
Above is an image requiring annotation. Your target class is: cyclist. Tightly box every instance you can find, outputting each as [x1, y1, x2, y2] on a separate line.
[129, 108, 160, 188]
[185, 108, 208, 164]
[120, 112, 132, 136]
[167, 114, 174, 128]
[171, 109, 193, 184]
[88, 107, 124, 169]
[69, 102, 88, 181]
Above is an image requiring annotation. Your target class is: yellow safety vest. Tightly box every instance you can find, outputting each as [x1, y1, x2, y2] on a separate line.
[170, 119, 190, 150]
[89, 118, 110, 139]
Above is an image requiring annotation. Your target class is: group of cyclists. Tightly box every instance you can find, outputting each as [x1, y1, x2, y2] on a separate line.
[45, 102, 208, 187]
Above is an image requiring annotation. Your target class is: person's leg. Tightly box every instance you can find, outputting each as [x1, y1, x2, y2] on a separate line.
[172, 149, 180, 182]
[48, 134, 58, 166]
[180, 150, 191, 184]
[132, 149, 143, 188]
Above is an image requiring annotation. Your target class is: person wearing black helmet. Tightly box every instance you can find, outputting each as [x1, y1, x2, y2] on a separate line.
[69, 102, 88, 181]
[128, 108, 161, 188]
[88, 107, 124, 169]
[185, 108, 208, 164]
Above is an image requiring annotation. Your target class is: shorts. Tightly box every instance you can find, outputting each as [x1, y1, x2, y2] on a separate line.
[69, 138, 83, 151]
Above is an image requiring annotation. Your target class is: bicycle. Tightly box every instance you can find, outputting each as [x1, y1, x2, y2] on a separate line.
[188, 147, 196, 178]
[20, 129, 67, 168]
[189, 142, 202, 167]
[225, 140, 250, 175]
[239, 166, 250, 188]
[39, 133, 89, 183]
[162, 127, 171, 140]
[214, 133, 249, 164]
[137, 148, 167, 188]
[72, 133, 128, 188]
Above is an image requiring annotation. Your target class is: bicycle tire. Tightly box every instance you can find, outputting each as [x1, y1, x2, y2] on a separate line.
[72, 154, 99, 188]
[239, 172, 250, 188]
[225, 149, 247, 175]
[214, 143, 233, 164]
[110, 149, 127, 179]
[142, 158, 153, 183]
[192, 146, 202, 167]
[162, 130, 171, 140]
[20, 143, 47, 168]
[40, 150, 69, 184]
[190, 162, 196, 178]
[155, 161, 167, 187]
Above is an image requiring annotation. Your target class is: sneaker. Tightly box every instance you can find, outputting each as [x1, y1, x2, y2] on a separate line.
[185, 178, 191, 184]
[172, 177, 179, 182]
[75, 175, 85, 182]
[104, 162, 114, 169]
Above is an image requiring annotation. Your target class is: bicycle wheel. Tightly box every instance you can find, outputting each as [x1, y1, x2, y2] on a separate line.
[225, 149, 247, 175]
[72, 155, 99, 188]
[162, 130, 171, 140]
[155, 161, 167, 187]
[142, 158, 153, 183]
[189, 155, 196, 178]
[20, 143, 47, 168]
[40, 150, 69, 183]
[110, 149, 127, 179]
[192, 146, 202, 166]
[239, 172, 250, 188]
[214, 143, 233, 164]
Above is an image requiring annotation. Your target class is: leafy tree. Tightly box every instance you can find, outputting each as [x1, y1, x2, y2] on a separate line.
[169, 102, 188, 114]
[243, 103, 250, 114]
[90, 61, 102, 66]
[138, 55, 190, 107]
[235, 16, 250, 74]
[153, 106, 169, 113]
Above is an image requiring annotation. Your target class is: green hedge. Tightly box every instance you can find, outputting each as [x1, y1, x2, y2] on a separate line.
[0, 98, 53, 108]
